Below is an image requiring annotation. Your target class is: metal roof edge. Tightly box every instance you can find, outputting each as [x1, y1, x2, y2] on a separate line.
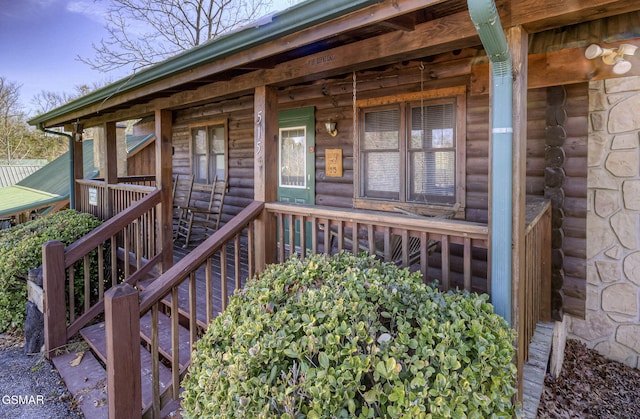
[0, 187, 64, 218]
[28, 0, 381, 127]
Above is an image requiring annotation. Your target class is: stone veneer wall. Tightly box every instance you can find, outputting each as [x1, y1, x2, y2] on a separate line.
[569, 76, 640, 368]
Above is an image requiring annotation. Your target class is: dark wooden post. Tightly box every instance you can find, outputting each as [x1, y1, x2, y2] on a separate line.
[105, 283, 141, 419]
[104, 121, 119, 218]
[155, 109, 174, 272]
[72, 131, 84, 210]
[508, 25, 529, 403]
[42, 240, 67, 359]
[254, 85, 278, 272]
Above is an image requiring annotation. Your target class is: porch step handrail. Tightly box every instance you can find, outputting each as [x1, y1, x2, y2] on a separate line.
[64, 189, 161, 266]
[43, 189, 163, 357]
[139, 200, 264, 313]
[103, 200, 264, 417]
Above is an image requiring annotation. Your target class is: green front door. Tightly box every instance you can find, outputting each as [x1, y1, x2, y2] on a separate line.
[278, 107, 315, 249]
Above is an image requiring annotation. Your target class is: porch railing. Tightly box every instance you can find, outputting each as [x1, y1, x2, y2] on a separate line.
[42, 189, 162, 358]
[47, 197, 549, 416]
[264, 202, 490, 293]
[519, 199, 552, 360]
[105, 201, 264, 417]
[76, 178, 156, 220]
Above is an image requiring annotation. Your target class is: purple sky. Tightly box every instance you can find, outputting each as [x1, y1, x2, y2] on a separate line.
[0, 0, 294, 116]
[0, 0, 125, 115]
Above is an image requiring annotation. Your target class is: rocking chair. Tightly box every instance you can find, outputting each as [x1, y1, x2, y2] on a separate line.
[174, 178, 226, 247]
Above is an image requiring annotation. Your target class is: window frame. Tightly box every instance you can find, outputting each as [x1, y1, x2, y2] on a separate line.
[353, 86, 466, 215]
[189, 119, 228, 184]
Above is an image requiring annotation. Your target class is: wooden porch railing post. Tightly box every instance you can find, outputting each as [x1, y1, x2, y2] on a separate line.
[254, 85, 278, 271]
[105, 283, 141, 419]
[540, 206, 552, 322]
[42, 240, 67, 359]
[155, 108, 174, 272]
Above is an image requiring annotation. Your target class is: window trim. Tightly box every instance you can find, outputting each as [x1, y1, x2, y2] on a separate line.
[188, 119, 228, 184]
[353, 86, 466, 216]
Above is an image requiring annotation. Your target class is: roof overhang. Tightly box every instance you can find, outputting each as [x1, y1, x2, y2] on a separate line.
[28, 0, 640, 130]
[28, 0, 386, 128]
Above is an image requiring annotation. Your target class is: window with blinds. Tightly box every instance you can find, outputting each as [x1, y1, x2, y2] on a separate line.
[359, 98, 457, 206]
[361, 107, 400, 199]
[408, 102, 455, 204]
[191, 122, 227, 184]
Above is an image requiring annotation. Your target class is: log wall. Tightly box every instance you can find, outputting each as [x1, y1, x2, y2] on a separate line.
[169, 57, 587, 316]
[560, 83, 588, 319]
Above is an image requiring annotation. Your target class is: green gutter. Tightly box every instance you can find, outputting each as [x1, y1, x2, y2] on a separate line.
[28, 0, 381, 127]
[468, 0, 513, 325]
[37, 124, 76, 209]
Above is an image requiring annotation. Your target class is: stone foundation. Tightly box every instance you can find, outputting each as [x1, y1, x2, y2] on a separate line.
[569, 76, 640, 368]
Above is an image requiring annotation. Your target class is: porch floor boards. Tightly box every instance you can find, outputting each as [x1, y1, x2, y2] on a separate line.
[522, 321, 554, 418]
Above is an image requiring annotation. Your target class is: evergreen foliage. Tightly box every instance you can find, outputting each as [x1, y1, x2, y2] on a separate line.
[0, 210, 101, 332]
[183, 253, 517, 418]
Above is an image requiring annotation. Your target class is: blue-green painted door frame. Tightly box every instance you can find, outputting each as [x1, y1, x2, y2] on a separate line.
[277, 107, 315, 250]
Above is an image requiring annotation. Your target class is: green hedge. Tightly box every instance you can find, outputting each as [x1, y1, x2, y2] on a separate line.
[0, 210, 102, 332]
[182, 253, 517, 418]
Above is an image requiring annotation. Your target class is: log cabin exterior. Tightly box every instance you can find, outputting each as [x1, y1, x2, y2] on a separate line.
[28, 0, 640, 417]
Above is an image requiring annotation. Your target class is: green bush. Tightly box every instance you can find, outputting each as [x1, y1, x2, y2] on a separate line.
[0, 210, 102, 332]
[182, 253, 517, 418]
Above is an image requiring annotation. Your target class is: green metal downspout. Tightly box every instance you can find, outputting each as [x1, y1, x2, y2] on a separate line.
[37, 124, 76, 210]
[468, 0, 513, 325]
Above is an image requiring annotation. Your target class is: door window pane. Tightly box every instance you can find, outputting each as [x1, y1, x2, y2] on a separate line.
[280, 127, 306, 188]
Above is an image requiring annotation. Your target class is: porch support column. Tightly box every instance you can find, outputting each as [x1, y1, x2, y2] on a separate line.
[254, 85, 278, 272]
[104, 121, 118, 218]
[509, 24, 528, 403]
[71, 128, 84, 210]
[155, 109, 174, 272]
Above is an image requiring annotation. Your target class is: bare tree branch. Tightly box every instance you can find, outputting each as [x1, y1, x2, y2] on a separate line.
[78, 0, 273, 73]
[0, 77, 68, 162]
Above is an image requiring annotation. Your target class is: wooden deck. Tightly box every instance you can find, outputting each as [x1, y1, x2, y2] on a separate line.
[522, 322, 555, 418]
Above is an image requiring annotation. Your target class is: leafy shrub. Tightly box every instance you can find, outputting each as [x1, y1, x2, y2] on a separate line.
[0, 210, 102, 332]
[182, 253, 517, 418]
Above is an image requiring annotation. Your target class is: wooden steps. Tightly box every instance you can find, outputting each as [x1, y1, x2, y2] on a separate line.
[52, 232, 253, 417]
[52, 350, 108, 418]
[138, 242, 250, 328]
[139, 311, 191, 370]
[522, 321, 555, 419]
[54, 310, 191, 418]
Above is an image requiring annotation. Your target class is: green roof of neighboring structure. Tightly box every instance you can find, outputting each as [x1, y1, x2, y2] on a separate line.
[0, 164, 45, 187]
[0, 140, 98, 217]
[126, 134, 155, 154]
[28, 0, 381, 128]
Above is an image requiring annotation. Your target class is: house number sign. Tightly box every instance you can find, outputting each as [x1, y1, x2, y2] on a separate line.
[326, 148, 342, 177]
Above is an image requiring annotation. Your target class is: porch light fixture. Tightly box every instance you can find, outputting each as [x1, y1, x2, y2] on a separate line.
[585, 43, 638, 75]
[72, 121, 84, 142]
[325, 120, 338, 137]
